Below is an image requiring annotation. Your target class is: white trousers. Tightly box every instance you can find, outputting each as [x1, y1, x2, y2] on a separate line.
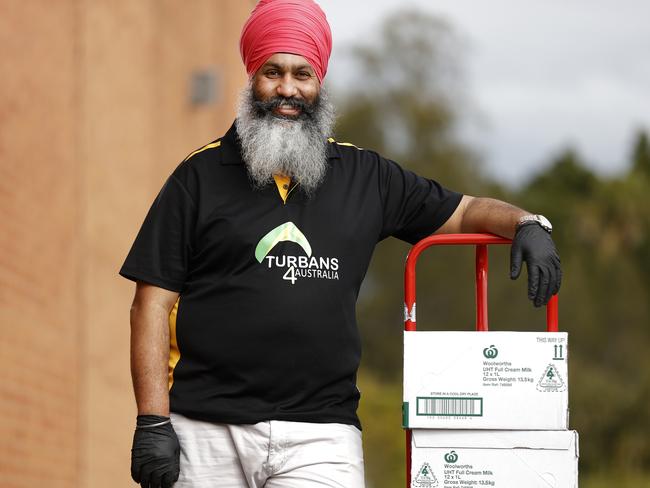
[170, 412, 366, 488]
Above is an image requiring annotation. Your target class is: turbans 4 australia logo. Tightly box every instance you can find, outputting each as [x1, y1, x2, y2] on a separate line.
[255, 221, 340, 284]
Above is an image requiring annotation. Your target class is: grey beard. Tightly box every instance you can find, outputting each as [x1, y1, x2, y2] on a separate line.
[235, 84, 335, 196]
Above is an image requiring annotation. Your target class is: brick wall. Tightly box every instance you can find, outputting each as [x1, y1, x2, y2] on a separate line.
[0, 2, 80, 486]
[0, 2, 251, 486]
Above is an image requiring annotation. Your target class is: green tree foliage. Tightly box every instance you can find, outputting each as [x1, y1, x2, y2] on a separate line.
[632, 130, 650, 178]
[516, 146, 650, 477]
[335, 10, 481, 192]
[333, 9, 650, 488]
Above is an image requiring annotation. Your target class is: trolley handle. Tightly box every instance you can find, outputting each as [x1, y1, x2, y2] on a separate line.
[403, 233, 559, 332]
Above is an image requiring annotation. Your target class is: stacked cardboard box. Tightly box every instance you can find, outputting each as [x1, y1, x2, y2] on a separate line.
[404, 331, 579, 487]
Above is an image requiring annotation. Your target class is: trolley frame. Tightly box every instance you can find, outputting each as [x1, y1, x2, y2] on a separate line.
[403, 233, 559, 487]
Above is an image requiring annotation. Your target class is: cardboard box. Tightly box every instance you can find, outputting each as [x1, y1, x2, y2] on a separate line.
[404, 331, 568, 429]
[410, 430, 579, 488]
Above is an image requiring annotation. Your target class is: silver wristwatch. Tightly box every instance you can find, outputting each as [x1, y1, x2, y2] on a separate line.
[517, 214, 552, 233]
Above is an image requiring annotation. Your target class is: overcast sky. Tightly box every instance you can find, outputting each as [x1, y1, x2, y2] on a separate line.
[318, 0, 650, 185]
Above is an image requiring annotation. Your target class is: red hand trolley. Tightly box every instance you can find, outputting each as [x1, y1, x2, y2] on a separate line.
[403, 233, 559, 488]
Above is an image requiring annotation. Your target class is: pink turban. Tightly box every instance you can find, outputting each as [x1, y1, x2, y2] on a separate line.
[240, 0, 332, 83]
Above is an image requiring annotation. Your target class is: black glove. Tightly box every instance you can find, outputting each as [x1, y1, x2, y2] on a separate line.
[510, 223, 562, 307]
[131, 415, 180, 488]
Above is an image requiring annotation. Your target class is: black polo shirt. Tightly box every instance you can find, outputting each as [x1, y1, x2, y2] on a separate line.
[120, 122, 462, 429]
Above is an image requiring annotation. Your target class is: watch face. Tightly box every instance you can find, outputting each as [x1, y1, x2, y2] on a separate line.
[519, 215, 552, 232]
[537, 215, 553, 232]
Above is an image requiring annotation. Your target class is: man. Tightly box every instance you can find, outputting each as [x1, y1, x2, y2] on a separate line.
[120, 1, 561, 487]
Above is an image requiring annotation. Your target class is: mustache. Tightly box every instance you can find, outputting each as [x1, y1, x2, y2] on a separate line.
[252, 95, 318, 119]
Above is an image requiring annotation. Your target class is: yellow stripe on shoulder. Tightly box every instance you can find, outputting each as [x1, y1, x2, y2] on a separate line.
[183, 140, 221, 162]
[328, 138, 362, 150]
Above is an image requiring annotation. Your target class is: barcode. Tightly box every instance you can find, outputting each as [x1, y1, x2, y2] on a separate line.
[416, 397, 483, 417]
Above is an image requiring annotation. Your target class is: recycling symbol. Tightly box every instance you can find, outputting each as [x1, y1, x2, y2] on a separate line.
[537, 363, 566, 391]
[413, 462, 438, 487]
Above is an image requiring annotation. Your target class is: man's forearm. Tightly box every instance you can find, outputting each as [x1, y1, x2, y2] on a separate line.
[460, 197, 529, 239]
[439, 195, 561, 306]
[130, 300, 172, 416]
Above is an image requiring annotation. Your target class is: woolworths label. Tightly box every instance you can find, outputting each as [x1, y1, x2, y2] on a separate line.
[413, 452, 496, 488]
[482, 337, 565, 392]
[481, 343, 538, 389]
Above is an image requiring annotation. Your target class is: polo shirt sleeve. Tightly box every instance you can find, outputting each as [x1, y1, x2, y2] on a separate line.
[119, 173, 197, 292]
[378, 156, 463, 244]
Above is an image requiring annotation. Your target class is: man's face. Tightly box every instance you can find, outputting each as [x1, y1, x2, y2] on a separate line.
[251, 53, 321, 119]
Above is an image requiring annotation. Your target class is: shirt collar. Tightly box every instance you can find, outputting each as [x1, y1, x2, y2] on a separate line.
[219, 120, 341, 165]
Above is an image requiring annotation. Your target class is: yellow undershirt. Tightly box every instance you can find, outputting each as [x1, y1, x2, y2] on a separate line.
[273, 174, 292, 203]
